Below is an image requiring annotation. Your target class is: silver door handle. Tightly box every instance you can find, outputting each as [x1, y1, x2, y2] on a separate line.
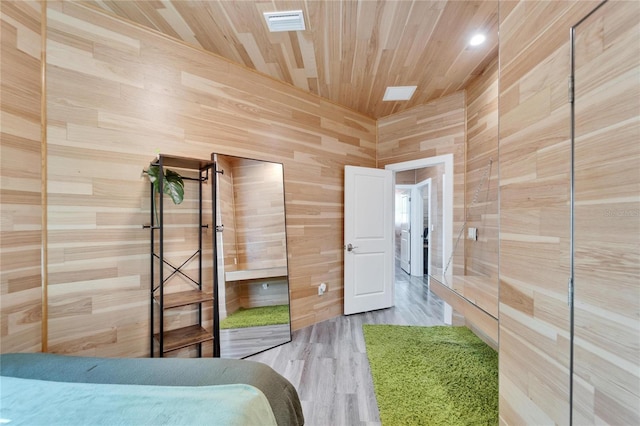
[345, 243, 358, 252]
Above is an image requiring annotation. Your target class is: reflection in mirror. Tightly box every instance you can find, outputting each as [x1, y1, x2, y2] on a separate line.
[391, 153, 498, 324]
[446, 156, 498, 319]
[212, 153, 291, 358]
[389, 3, 499, 336]
[392, 160, 451, 328]
[395, 166, 444, 278]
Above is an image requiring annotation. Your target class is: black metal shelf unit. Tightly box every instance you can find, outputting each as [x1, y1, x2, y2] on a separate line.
[147, 154, 220, 357]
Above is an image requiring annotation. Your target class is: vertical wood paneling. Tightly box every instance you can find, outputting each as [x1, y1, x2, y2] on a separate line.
[0, 0, 43, 353]
[573, 2, 640, 423]
[43, 0, 375, 355]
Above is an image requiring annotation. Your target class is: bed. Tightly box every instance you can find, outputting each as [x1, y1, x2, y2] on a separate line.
[0, 353, 304, 426]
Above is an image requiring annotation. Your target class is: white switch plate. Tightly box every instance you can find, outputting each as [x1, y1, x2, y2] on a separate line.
[468, 227, 478, 240]
[318, 282, 327, 295]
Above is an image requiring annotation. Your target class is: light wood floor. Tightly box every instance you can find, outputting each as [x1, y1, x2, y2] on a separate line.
[248, 269, 450, 426]
[220, 324, 291, 359]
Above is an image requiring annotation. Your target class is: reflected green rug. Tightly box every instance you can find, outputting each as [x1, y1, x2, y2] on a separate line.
[220, 305, 290, 329]
[362, 325, 498, 426]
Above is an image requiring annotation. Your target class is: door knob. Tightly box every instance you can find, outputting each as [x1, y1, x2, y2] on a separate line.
[345, 243, 358, 252]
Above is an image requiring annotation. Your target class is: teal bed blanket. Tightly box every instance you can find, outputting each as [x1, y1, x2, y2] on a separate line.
[0, 353, 304, 425]
[1, 376, 277, 425]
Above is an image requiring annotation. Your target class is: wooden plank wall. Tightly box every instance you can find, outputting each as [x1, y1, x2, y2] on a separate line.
[377, 83, 500, 346]
[239, 276, 289, 309]
[1, 2, 633, 422]
[498, 1, 602, 424]
[572, 2, 639, 423]
[415, 165, 444, 276]
[40, 0, 375, 356]
[377, 91, 467, 278]
[0, 0, 43, 354]
[445, 57, 500, 320]
[231, 158, 287, 271]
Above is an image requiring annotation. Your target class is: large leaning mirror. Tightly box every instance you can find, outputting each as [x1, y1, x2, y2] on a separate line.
[388, 145, 498, 328]
[386, 1, 499, 336]
[211, 153, 291, 359]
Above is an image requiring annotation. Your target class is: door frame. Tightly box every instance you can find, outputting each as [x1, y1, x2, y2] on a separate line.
[385, 154, 454, 281]
[413, 178, 431, 277]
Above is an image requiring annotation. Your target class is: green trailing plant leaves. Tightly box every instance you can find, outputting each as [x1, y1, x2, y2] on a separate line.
[163, 169, 185, 205]
[146, 164, 161, 184]
[146, 165, 185, 205]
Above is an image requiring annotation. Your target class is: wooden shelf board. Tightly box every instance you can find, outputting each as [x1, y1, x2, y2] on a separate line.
[151, 154, 214, 171]
[225, 267, 288, 282]
[155, 325, 213, 353]
[156, 290, 213, 309]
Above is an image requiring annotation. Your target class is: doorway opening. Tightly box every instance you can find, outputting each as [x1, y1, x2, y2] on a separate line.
[395, 179, 432, 277]
[386, 154, 454, 285]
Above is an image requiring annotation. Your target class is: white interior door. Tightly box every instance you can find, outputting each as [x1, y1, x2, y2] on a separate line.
[423, 183, 432, 276]
[344, 166, 394, 315]
[399, 194, 411, 274]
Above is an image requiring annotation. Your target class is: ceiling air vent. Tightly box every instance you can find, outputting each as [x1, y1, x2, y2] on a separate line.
[264, 10, 306, 32]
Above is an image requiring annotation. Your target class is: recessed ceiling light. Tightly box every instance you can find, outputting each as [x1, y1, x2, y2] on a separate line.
[264, 10, 306, 32]
[469, 33, 486, 46]
[383, 86, 417, 101]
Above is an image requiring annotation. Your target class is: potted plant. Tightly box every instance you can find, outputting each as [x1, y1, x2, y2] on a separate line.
[144, 165, 185, 224]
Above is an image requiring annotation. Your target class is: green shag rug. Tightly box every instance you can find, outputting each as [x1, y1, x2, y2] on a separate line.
[362, 325, 498, 426]
[220, 305, 290, 329]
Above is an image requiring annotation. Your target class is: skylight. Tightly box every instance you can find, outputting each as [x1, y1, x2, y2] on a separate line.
[383, 86, 417, 101]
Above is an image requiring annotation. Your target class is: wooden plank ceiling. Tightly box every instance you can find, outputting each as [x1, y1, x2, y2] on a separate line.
[80, 0, 498, 119]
